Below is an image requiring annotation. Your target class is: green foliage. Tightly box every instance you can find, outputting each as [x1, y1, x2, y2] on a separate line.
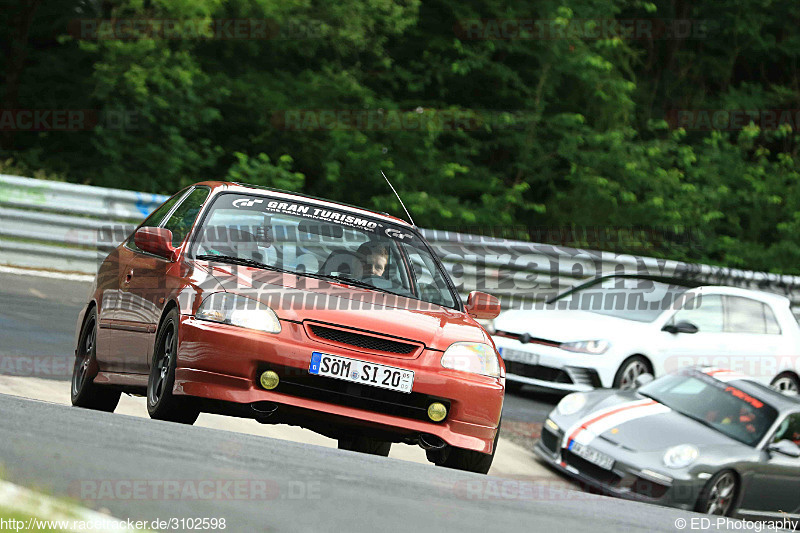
[2, 0, 800, 272]
[222, 152, 304, 191]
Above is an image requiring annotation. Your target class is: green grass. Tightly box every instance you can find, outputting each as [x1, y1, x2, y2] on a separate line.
[0, 506, 61, 532]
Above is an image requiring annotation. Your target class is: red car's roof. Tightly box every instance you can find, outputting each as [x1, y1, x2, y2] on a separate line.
[194, 181, 413, 228]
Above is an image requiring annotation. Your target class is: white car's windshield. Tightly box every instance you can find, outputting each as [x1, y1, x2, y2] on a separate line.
[549, 277, 691, 322]
[191, 192, 458, 309]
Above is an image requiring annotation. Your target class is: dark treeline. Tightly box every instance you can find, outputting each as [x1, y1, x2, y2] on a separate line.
[1, 0, 799, 273]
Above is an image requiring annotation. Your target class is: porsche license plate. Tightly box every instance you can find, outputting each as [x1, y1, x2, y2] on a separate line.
[308, 352, 414, 393]
[569, 442, 615, 470]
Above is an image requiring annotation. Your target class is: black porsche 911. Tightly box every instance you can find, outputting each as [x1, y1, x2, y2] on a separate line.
[536, 367, 800, 521]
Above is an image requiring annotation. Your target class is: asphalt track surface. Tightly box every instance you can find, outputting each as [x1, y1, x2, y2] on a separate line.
[0, 271, 741, 532]
[0, 394, 742, 533]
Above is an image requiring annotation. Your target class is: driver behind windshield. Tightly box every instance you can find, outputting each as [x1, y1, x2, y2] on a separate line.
[357, 241, 389, 278]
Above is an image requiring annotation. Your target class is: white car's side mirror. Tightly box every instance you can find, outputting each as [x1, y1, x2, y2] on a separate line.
[662, 321, 699, 334]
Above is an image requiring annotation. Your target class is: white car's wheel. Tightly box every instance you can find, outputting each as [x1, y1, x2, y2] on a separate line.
[613, 356, 651, 390]
[770, 372, 800, 396]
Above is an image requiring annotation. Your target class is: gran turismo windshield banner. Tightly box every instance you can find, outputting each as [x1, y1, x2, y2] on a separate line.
[221, 194, 416, 242]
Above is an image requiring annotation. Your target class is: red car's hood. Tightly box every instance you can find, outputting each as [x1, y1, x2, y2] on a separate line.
[198, 262, 485, 351]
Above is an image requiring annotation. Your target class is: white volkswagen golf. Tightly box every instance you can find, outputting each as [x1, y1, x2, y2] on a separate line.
[492, 276, 800, 395]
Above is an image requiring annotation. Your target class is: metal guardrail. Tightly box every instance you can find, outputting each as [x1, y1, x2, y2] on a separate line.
[2, 174, 800, 311]
[0, 174, 162, 273]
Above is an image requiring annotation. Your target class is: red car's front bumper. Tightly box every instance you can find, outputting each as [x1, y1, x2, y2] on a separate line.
[173, 317, 503, 454]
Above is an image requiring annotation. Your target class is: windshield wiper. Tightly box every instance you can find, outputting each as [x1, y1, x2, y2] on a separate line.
[196, 255, 404, 297]
[676, 409, 723, 433]
[195, 254, 294, 275]
[302, 272, 403, 297]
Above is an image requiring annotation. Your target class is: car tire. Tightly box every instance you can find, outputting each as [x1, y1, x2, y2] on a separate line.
[770, 372, 800, 396]
[695, 470, 739, 516]
[427, 421, 500, 475]
[505, 380, 523, 394]
[338, 436, 392, 456]
[613, 355, 651, 390]
[71, 308, 122, 412]
[147, 308, 200, 425]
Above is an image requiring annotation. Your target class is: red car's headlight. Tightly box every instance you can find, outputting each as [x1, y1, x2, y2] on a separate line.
[440, 342, 501, 378]
[196, 292, 281, 334]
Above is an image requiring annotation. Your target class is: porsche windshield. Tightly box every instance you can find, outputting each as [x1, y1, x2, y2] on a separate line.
[639, 372, 778, 446]
[191, 193, 458, 309]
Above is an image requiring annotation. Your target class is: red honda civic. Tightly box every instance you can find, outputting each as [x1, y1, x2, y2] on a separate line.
[71, 181, 504, 473]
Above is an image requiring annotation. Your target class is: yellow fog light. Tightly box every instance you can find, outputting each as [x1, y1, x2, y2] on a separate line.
[260, 370, 280, 390]
[427, 402, 447, 422]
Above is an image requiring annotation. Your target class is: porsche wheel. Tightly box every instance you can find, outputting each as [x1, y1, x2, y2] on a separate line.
[338, 435, 392, 456]
[71, 308, 121, 412]
[696, 470, 738, 516]
[147, 309, 199, 424]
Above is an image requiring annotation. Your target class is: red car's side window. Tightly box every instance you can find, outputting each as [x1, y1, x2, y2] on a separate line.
[162, 187, 210, 247]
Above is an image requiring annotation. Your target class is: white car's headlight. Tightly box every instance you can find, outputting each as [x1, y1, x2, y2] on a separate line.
[441, 342, 501, 378]
[556, 392, 587, 416]
[196, 292, 281, 334]
[560, 340, 610, 354]
[663, 444, 699, 469]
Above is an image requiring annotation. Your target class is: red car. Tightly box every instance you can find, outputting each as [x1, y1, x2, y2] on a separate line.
[71, 182, 504, 473]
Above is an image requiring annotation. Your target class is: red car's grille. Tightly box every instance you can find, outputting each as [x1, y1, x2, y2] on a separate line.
[307, 324, 420, 355]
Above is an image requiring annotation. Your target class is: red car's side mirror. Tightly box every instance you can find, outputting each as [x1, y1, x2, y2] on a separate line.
[464, 291, 501, 320]
[134, 227, 178, 261]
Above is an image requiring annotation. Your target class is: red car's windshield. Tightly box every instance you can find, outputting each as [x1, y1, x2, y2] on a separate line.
[190, 192, 459, 309]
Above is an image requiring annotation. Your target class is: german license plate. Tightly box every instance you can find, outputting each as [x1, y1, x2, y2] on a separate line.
[499, 347, 540, 366]
[569, 441, 615, 470]
[308, 352, 414, 393]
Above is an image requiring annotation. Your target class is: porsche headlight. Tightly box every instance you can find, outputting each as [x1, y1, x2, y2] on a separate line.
[560, 340, 610, 354]
[663, 444, 699, 469]
[441, 342, 501, 378]
[196, 292, 281, 334]
[556, 392, 587, 416]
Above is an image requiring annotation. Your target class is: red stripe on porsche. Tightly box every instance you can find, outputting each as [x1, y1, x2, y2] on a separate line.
[566, 399, 657, 447]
